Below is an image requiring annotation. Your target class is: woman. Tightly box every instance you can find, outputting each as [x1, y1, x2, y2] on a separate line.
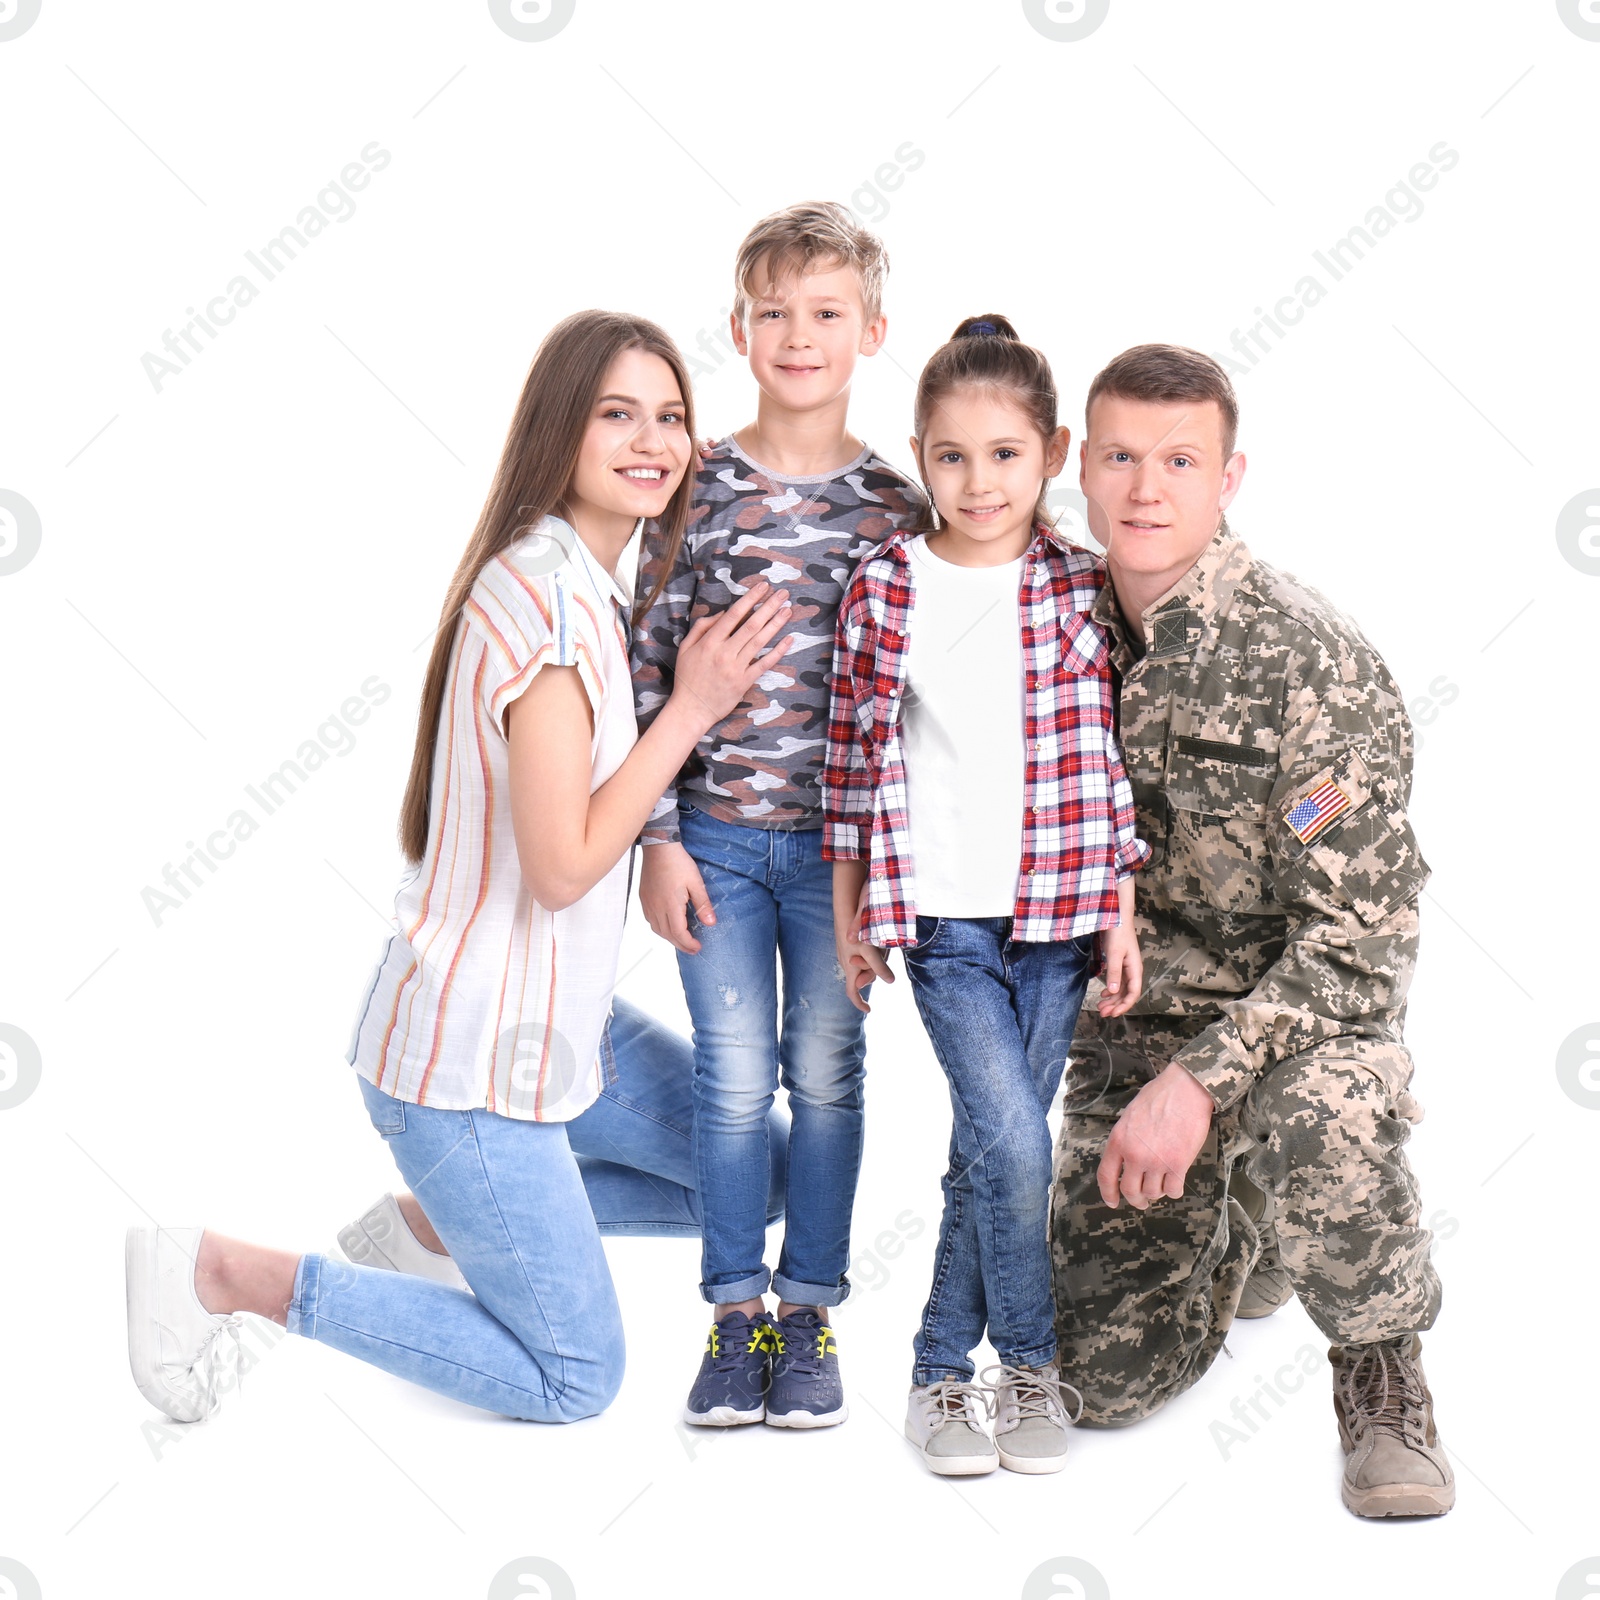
[127, 310, 794, 1424]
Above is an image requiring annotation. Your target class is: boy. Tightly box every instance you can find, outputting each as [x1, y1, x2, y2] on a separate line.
[632, 201, 924, 1428]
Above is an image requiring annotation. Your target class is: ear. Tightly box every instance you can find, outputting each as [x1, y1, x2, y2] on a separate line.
[908, 433, 926, 482]
[859, 312, 888, 358]
[729, 309, 749, 358]
[1044, 424, 1072, 480]
[1218, 450, 1247, 512]
[1077, 437, 1089, 494]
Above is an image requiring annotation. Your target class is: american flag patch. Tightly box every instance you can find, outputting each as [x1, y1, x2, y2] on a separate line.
[1285, 778, 1352, 844]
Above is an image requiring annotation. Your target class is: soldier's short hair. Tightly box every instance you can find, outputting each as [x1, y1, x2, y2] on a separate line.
[1086, 344, 1239, 458]
[732, 201, 888, 325]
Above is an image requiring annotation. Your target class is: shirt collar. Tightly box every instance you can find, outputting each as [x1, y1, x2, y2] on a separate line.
[880, 519, 1078, 565]
[1092, 518, 1252, 664]
[545, 513, 635, 611]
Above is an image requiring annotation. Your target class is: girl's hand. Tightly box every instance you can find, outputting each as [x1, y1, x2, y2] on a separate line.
[670, 582, 793, 730]
[839, 935, 893, 1015]
[1097, 922, 1143, 1017]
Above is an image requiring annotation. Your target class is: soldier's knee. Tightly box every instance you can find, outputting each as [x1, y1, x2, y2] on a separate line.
[1248, 1058, 1389, 1173]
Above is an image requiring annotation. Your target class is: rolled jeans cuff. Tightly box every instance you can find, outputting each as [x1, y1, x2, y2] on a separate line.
[773, 1270, 851, 1308]
[700, 1265, 771, 1306]
[286, 1252, 320, 1339]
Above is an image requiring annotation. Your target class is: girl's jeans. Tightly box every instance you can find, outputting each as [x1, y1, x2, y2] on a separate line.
[286, 999, 788, 1420]
[903, 915, 1093, 1384]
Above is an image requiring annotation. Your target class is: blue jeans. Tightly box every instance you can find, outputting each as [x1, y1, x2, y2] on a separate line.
[675, 803, 867, 1307]
[903, 915, 1093, 1384]
[286, 999, 787, 1420]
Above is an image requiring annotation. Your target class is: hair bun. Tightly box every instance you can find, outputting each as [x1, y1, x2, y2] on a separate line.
[952, 313, 1019, 341]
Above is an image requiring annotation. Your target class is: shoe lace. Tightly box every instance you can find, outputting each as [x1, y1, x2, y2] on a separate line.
[773, 1317, 836, 1378]
[922, 1379, 996, 1434]
[163, 1313, 246, 1414]
[706, 1317, 772, 1376]
[980, 1363, 1085, 1427]
[1342, 1341, 1429, 1446]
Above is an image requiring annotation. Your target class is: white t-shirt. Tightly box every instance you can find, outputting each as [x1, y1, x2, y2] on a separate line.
[347, 516, 640, 1121]
[901, 534, 1027, 917]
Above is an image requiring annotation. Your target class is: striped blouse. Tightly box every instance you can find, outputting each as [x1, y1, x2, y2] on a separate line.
[346, 516, 639, 1120]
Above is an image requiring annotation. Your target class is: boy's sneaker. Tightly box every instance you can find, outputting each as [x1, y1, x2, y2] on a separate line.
[125, 1226, 246, 1423]
[985, 1362, 1082, 1475]
[766, 1308, 847, 1428]
[337, 1193, 469, 1291]
[905, 1380, 998, 1475]
[683, 1311, 774, 1426]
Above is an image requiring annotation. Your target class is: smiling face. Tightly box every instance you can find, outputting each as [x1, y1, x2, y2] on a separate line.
[913, 387, 1070, 565]
[731, 258, 886, 415]
[1080, 393, 1245, 587]
[565, 348, 693, 537]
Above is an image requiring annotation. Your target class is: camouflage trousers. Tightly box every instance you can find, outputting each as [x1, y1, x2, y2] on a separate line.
[1050, 1015, 1442, 1428]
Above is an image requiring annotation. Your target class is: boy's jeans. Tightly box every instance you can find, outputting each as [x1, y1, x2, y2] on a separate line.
[674, 802, 867, 1307]
[903, 915, 1093, 1384]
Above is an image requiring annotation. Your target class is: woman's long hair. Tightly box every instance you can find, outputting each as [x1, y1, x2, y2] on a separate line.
[398, 309, 697, 863]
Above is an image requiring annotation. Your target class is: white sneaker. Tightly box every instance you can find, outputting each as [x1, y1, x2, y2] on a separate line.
[984, 1361, 1082, 1474]
[337, 1193, 468, 1291]
[904, 1381, 999, 1476]
[125, 1226, 246, 1423]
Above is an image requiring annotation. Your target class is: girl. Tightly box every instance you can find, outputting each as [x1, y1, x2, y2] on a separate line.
[126, 310, 794, 1425]
[822, 315, 1150, 1476]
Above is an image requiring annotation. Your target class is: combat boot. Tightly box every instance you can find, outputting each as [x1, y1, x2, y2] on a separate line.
[1330, 1333, 1455, 1517]
[1228, 1166, 1293, 1319]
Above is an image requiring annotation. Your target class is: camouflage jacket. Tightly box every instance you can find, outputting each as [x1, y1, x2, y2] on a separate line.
[1103, 521, 1430, 1112]
[632, 436, 924, 842]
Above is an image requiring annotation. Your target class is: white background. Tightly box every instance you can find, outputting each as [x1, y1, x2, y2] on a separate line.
[3, 2, 1597, 1598]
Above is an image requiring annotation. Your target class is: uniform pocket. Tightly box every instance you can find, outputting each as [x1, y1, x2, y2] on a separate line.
[1163, 739, 1279, 913]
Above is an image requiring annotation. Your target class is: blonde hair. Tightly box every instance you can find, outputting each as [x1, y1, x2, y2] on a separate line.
[732, 200, 889, 324]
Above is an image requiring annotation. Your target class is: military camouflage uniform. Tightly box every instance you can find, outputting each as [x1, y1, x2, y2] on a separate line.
[1050, 521, 1442, 1427]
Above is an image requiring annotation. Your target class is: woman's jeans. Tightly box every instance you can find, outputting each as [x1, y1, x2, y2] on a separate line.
[903, 915, 1093, 1384]
[675, 803, 867, 1307]
[286, 999, 787, 1421]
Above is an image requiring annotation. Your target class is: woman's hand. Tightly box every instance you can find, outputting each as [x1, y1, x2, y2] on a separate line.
[670, 581, 794, 730]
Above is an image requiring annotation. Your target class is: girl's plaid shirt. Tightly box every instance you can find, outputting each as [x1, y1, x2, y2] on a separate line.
[822, 524, 1150, 948]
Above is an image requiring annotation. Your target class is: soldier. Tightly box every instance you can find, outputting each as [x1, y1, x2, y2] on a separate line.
[1049, 344, 1454, 1518]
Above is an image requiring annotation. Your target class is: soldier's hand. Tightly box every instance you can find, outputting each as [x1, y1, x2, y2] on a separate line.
[1098, 1062, 1214, 1211]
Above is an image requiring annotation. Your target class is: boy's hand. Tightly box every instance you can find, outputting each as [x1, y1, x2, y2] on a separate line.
[1097, 922, 1143, 1017]
[639, 841, 714, 954]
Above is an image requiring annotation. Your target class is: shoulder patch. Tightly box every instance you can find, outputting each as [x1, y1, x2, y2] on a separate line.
[1285, 776, 1354, 844]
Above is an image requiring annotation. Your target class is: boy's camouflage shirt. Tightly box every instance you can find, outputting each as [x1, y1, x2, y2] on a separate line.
[631, 435, 924, 842]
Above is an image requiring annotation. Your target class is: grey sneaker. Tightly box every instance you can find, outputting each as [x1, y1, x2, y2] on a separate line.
[1230, 1167, 1293, 1320]
[904, 1381, 998, 1476]
[1330, 1334, 1455, 1518]
[984, 1362, 1082, 1474]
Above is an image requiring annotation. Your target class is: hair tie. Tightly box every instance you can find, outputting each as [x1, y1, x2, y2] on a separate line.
[968, 320, 998, 337]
